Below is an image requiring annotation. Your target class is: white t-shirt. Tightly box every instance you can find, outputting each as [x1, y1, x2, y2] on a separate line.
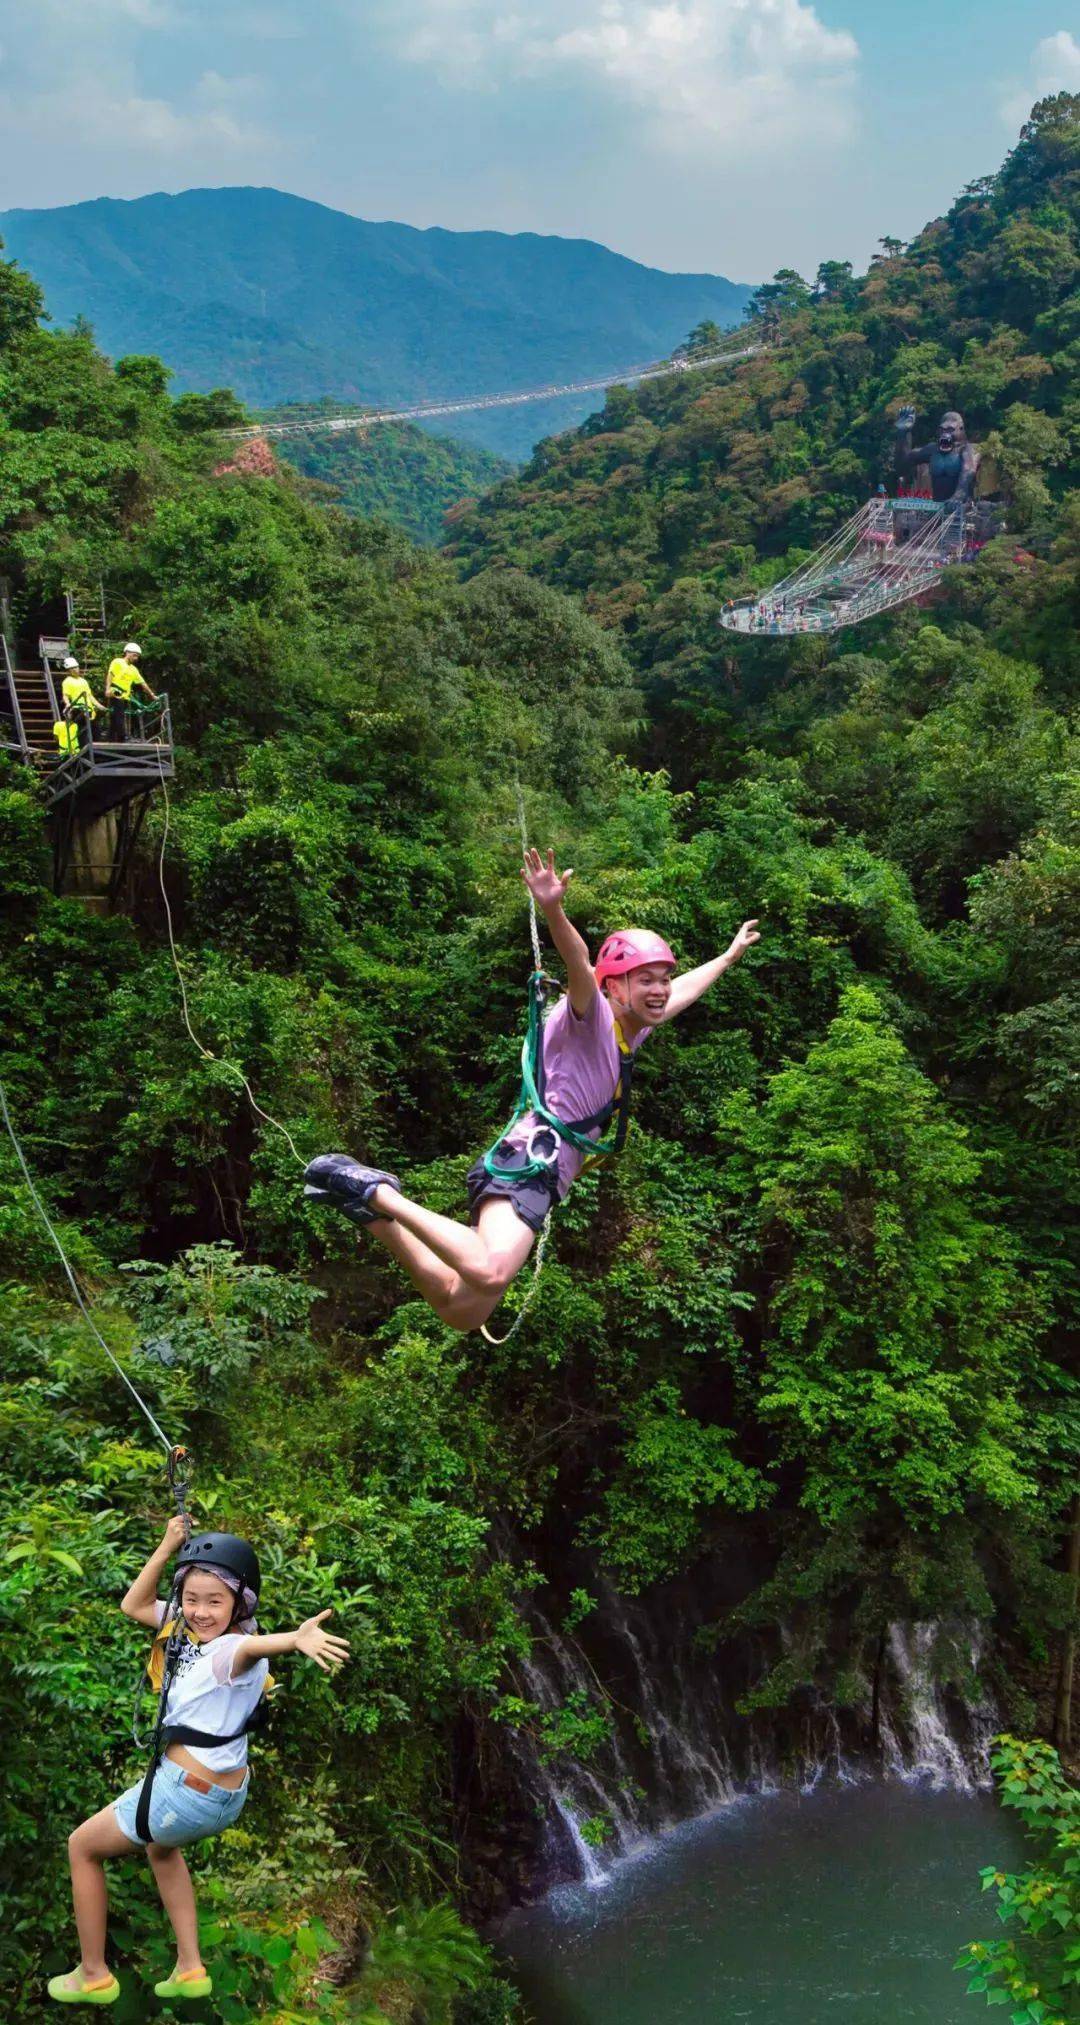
[152, 1599, 269, 1772]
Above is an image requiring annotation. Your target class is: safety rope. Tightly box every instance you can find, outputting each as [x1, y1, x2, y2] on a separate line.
[480, 781, 552, 1348]
[0, 1076, 184, 1465]
[152, 741, 307, 1168]
[516, 779, 543, 976]
[480, 1214, 551, 1348]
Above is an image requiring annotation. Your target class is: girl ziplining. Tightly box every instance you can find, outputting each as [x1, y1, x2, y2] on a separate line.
[48, 1520, 349, 2009]
[0, 1087, 351, 2009]
[305, 847, 760, 1335]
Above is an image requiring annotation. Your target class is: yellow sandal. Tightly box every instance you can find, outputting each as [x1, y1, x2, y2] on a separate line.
[153, 1967, 213, 2000]
[47, 1969, 121, 2006]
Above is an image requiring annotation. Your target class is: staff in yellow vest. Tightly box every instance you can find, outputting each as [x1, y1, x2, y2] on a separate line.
[60, 658, 105, 750]
[105, 642, 156, 742]
[53, 719, 80, 758]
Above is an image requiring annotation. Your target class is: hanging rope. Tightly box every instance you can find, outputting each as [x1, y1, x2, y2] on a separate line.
[480, 1215, 551, 1348]
[481, 780, 553, 1348]
[516, 778, 543, 976]
[0, 1076, 184, 1468]
[152, 740, 307, 1168]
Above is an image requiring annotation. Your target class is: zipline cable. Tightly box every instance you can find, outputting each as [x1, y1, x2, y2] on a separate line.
[0, 1076, 179, 1459]
[152, 741, 307, 1169]
[480, 780, 552, 1348]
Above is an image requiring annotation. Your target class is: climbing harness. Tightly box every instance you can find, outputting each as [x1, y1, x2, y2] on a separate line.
[151, 742, 307, 1168]
[481, 966, 636, 1187]
[132, 1531, 270, 1843]
[482, 785, 637, 1190]
[0, 1076, 189, 1486]
[478, 786, 636, 1348]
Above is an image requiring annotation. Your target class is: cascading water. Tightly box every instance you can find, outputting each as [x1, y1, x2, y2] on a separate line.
[506, 1576, 999, 1890]
[878, 1621, 998, 1792]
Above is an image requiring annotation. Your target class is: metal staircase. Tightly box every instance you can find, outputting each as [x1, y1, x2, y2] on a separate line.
[2, 636, 56, 766]
[65, 581, 108, 642]
[12, 662, 57, 758]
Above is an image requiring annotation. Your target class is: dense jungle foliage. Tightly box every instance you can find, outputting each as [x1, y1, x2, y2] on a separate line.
[957, 1736, 1080, 2023]
[276, 421, 511, 545]
[1, 92, 1079, 2024]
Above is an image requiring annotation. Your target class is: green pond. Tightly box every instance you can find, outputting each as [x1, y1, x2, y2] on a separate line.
[498, 1783, 1023, 2024]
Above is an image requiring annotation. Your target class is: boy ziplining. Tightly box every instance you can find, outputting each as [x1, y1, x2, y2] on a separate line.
[305, 849, 760, 1333]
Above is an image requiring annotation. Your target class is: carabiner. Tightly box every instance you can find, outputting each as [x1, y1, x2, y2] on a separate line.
[525, 1123, 559, 1168]
[167, 1444, 193, 1540]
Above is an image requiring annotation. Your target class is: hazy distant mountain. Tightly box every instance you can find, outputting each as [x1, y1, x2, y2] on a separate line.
[0, 186, 753, 458]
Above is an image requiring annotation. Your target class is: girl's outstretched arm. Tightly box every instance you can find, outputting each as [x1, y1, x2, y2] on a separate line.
[522, 847, 597, 1018]
[232, 1609, 350, 1677]
[663, 920, 760, 1020]
[120, 1514, 187, 1626]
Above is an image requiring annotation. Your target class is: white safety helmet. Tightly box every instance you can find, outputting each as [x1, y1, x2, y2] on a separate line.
[63, 655, 80, 669]
[124, 641, 142, 657]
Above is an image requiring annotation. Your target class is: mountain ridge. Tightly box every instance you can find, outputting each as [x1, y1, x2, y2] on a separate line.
[0, 185, 753, 458]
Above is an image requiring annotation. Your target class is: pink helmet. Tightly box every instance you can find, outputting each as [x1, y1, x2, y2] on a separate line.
[595, 929, 676, 986]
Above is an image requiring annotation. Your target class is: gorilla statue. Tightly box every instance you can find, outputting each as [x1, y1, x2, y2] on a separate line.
[894, 406, 979, 503]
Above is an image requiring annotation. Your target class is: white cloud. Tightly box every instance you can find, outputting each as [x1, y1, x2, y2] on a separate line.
[1002, 29, 1080, 131]
[0, 68, 269, 158]
[23, 0, 182, 29]
[0, 0, 271, 167]
[379, 0, 860, 158]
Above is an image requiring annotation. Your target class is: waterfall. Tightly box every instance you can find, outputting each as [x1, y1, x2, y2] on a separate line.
[504, 1580, 999, 1891]
[877, 1621, 997, 1793]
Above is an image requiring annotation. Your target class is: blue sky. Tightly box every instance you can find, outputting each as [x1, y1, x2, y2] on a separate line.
[1, 0, 1078, 280]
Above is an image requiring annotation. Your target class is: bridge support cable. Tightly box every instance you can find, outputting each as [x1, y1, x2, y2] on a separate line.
[720, 496, 1003, 637]
[216, 340, 764, 445]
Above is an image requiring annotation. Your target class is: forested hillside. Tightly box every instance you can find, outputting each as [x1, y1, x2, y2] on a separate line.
[277, 420, 511, 545]
[1, 95, 1079, 2025]
[448, 94, 1080, 760]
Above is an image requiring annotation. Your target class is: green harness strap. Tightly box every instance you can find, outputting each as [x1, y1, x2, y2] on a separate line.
[482, 971, 635, 1184]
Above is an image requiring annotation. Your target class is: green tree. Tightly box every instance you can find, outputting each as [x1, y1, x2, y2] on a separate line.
[0, 237, 45, 348]
[814, 260, 854, 300]
[726, 984, 1038, 1582]
[956, 1736, 1080, 2025]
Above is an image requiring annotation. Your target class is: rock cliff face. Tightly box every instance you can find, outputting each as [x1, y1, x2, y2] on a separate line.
[459, 1556, 1000, 1913]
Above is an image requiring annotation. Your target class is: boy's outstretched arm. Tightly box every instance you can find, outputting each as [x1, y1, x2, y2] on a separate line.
[663, 919, 760, 1020]
[522, 847, 597, 1018]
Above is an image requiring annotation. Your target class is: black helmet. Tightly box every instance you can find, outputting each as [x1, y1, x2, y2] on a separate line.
[176, 1531, 260, 1601]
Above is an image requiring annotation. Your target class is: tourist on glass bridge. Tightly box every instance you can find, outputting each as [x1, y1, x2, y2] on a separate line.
[305, 848, 760, 1334]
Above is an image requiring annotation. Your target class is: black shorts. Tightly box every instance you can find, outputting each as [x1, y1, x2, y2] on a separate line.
[466, 1139, 559, 1236]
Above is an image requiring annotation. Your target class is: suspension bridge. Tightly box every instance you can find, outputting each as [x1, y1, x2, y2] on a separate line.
[217, 334, 764, 442]
[720, 492, 1005, 637]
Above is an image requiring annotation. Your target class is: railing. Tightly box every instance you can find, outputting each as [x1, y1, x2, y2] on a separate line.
[38, 637, 65, 718]
[720, 491, 1006, 637]
[65, 582, 107, 633]
[1, 631, 28, 756]
[217, 341, 764, 443]
[48, 693, 174, 804]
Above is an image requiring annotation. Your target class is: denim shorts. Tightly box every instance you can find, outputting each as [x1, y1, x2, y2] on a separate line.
[466, 1139, 560, 1236]
[113, 1756, 250, 1849]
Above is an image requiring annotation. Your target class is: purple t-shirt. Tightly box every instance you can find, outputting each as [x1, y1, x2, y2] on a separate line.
[505, 989, 652, 1198]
